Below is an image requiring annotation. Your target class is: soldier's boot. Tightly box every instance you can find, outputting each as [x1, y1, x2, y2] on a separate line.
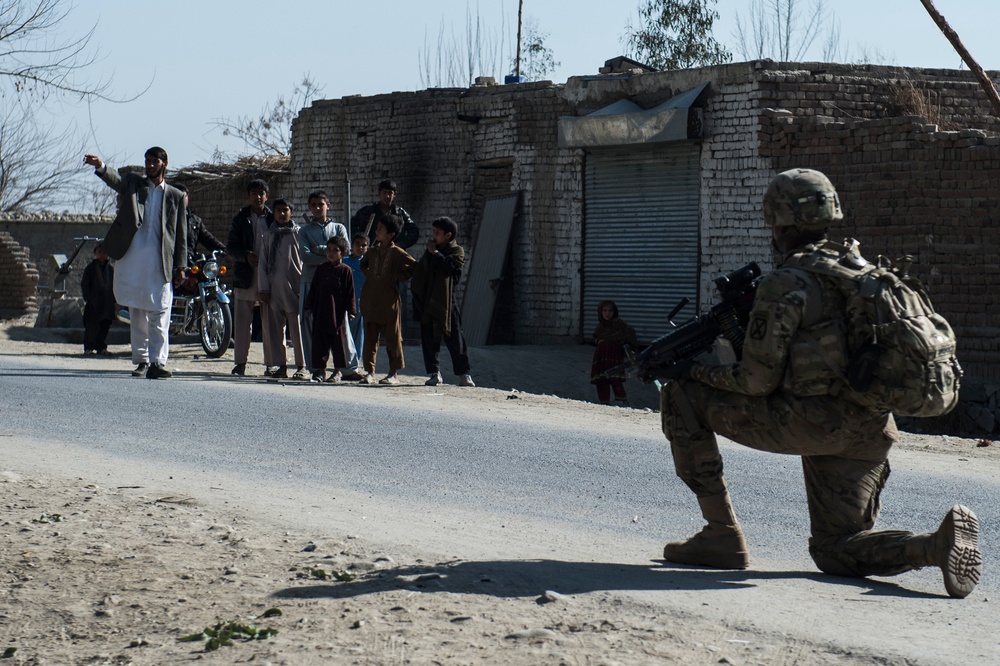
[904, 505, 982, 599]
[663, 493, 749, 569]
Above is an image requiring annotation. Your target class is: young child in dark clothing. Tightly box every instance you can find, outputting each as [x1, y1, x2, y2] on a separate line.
[412, 216, 474, 387]
[81, 243, 116, 355]
[303, 236, 356, 383]
[590, 300, 638, 405]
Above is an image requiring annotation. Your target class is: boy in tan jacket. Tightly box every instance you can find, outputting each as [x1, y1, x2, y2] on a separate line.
[359, 215, 415, 384]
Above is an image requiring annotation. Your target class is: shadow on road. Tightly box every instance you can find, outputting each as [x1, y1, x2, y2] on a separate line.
[273, 558, 941, 602]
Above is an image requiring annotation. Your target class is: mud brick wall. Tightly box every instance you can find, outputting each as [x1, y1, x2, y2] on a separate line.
[698, 75, 774, 299]
[0, 231, 39, 319]
[0, 216, 111, 300]
[753, 63, 1000, 431]
[291, 83, 578, 343]
[754, 63, 1000, 132]
[289, 61, 1000, 345]
[760, 109, 1000, 388]
[172, 170, 291, 258]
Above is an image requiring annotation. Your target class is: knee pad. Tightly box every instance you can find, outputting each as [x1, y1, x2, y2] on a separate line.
[809, 537, 864, 578]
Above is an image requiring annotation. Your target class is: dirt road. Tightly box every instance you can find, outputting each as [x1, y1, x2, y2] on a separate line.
[1, 323, 996, 665]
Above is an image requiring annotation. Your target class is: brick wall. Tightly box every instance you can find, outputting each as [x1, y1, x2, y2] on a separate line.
[0, 215, 111, 300]
[750, 63, 1000, 431]
[760, 111, 1000, 382]
[754, 62, 1000, 132]
[288, 61, 1000, 351]
[172, 168, 291, 254]
[290, 82, 578, 343]
[0, 231, 39, 319]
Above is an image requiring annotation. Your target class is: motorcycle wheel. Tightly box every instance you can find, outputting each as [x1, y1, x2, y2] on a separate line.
[200, 299, 233, 358]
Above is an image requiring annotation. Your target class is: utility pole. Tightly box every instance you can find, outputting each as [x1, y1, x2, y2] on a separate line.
[918, 0, 1000, 119]
[515, 0, 524, 78]
[344, 170, 351, 225]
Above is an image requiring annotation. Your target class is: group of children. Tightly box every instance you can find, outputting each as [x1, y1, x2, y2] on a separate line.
[79, 179, 636, 404]
[244, 188, 475, 387]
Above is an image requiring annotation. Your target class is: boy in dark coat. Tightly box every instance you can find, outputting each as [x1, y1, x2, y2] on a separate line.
[411, 216, 474, 387]
[303, 236, 356, 382]
[81, 243, 116, 355]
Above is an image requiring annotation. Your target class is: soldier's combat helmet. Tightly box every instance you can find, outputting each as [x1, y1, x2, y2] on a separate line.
[763, 168, 843, 229]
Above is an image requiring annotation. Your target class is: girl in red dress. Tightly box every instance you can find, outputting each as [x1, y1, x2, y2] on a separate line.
[590, 300, 638, 405]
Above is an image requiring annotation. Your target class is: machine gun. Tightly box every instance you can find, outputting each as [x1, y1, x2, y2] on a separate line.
[606, 262, 762, 383]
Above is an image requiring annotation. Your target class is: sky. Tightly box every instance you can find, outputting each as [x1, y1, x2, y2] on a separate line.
[44, 0, 1000, 171]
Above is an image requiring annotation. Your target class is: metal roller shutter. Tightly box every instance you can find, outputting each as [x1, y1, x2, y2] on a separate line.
[582, 143, 700, 343]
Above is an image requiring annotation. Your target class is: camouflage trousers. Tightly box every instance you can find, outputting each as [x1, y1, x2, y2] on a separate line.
[661, 380, 929, 578]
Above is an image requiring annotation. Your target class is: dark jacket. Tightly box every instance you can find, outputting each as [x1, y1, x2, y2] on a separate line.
[350, 202, 419, 250]
[411, 241, 464, 335]
[186, 211, 226, 262]
[304, 261, 357, 332]
[227, 205, 273, 290]
[81, 259, 116, 320]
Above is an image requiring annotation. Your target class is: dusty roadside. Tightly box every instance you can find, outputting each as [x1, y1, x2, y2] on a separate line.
[1, 322, 995, 665]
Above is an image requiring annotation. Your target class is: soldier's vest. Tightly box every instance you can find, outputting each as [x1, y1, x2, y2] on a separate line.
[783, 239, 961, 418]
[779, 266, 850, 399]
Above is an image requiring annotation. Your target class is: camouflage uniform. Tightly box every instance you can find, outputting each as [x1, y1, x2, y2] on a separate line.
[658, 238, 948, 576]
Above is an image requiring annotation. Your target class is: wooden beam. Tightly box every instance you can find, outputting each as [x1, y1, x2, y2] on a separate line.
[918, 0, 1000, 119]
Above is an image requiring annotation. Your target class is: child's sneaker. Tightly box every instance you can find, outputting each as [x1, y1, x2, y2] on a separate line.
[359, 374, 376, 385]
[325, 371, 342, 384]
[292, 367, 309, 381]
[311, 371, 326, 383]
[379, 374, 400, 385]
[425, 372, 442, 386]
[458, 374, 476, 387]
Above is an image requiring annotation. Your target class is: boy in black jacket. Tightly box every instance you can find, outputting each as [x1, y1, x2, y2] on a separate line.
[226, 179, 272, 376]
[411, 216, 473, 387]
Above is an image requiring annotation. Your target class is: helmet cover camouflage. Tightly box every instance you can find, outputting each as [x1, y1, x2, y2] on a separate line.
[763, 168, 843, 229]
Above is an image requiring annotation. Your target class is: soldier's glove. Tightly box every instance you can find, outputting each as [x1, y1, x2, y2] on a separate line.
[653, 359, 696, 382]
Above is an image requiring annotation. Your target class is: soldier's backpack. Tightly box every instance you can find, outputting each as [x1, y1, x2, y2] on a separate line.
[787, 239, 961, 418]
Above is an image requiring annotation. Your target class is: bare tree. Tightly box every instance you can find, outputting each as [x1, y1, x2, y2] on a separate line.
[733, 0, 829, 62]
[0, 1, 141, 212]
[213, 76, 323, 158]
[622, 0, 732, 71]
[0, 0, 119, 102]
[420, 19, 464, 88]
[0, 103, 71, 211]
[419, 5, 512, 88]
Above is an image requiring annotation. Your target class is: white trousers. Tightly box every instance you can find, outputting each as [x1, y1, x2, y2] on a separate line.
[130, 307, 171, 365]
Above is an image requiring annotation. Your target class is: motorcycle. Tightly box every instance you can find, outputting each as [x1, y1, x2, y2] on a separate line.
[116, 251, 233, 358]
